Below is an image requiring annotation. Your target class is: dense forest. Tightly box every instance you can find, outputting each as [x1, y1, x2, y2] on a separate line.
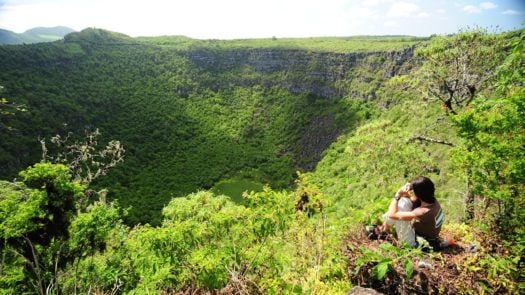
[0, 28, 523, 294]
[0, 29, 419, 225]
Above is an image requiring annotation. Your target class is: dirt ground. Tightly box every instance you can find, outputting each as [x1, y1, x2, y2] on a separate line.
[344, 225, 515, 294]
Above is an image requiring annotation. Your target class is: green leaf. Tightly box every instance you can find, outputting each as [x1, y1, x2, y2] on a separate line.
[374, 261, 391, 280]
[405, 259, 414, 278]
[378, 242, 394, 251]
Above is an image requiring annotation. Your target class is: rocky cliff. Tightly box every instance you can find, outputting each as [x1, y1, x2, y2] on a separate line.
[183, 46, 415, 169]
[185, 47, 415, 99]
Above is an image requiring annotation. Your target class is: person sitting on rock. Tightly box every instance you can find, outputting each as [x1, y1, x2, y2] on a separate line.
[385, 176, 444, 250]
[379, 181, 418, 247]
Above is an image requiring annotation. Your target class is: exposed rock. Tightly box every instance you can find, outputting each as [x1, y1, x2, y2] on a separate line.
[184, 47, 416, 170]
[184, 47, 414, 99]
[347, 286, 383, 295]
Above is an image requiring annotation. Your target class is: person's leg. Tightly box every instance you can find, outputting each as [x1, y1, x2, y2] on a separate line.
[381, 214, 395, 234]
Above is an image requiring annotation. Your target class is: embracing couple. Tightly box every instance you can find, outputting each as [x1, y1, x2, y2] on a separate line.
[381, 176, 448, 250]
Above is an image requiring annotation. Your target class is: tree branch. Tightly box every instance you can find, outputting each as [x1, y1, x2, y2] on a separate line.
[407, 135, 455, 146]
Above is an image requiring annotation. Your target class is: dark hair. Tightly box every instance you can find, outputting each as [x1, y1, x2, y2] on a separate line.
[411, 176, 436, 203]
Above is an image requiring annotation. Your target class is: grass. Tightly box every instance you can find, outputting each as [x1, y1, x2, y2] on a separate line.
[135, 35, 429, 53]
[211, 178, 265, 203]
[309, 97, 465, 227]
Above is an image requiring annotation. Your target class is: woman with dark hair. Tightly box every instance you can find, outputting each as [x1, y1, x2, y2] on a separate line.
[385, 176, 445, 250]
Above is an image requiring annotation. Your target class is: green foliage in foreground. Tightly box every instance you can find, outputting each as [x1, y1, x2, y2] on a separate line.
[348, 222, 521, 294]
[451, 31, 525, 243]
[0, 163, 349, 294]
[0, 163, 122, 294]
[57, 186, 350, 294]
[0, 163, 85, 293]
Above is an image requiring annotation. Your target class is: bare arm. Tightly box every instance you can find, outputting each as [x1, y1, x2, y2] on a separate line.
[386, 183, 418, 221]
[386, 198, 418, 221]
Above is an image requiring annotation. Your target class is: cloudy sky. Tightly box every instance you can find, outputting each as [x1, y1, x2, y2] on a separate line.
[0, 0, 523, 39]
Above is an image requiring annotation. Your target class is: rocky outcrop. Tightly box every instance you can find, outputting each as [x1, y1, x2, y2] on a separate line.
[183, 46, 416, 170]
[185, 47, 414, 99]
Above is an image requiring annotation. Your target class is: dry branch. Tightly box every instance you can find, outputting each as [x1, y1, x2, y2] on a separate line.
[407, 135, 455, 146]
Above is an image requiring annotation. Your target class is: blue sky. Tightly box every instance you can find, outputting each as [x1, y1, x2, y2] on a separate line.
[0, 0, 523, 39]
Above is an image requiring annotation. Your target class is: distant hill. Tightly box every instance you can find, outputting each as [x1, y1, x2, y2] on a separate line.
[0, 26, 75, 44]
[0, 29, 27, 44]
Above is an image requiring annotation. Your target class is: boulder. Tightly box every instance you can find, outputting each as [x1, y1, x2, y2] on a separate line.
[347, 286, 383, 295]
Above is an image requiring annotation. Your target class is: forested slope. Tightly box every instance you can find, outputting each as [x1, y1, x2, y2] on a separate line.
[0, 28, 419, 224]
[0, 28, 522, 294]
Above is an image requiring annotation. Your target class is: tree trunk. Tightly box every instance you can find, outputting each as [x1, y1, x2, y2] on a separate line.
[444, 99, 457, 115]
[0, 245, 5, 277]
[464, 177, 475, 220]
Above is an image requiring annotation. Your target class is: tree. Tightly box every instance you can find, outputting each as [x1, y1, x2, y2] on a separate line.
[42, 129, 125, 186]
[0, 86, 25, 116]
[451, 31, 524, 240]
[415, 28, 506, 220]
[0, 163, 85, 294]
[416, 28, 504, 115]
[0, 129, 125, 293]
[0, 85, 26, 133]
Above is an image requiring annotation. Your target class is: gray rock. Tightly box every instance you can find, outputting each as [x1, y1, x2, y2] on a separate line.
[185, 47, 415, 99]
[347, 286, 383, 295]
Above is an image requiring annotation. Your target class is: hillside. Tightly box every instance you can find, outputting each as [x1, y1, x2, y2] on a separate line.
[0, 26, 75, 44]
[0, 28, 522, 294]
[0, 28, 421, 224]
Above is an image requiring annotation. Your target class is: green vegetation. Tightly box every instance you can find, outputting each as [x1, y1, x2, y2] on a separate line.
[211, 178, 265, 203]
[0, 28, 523, 294]
[452, 31, 525, 243]
[0, 28, 400, 225]
[0, 163, 86, 293]
[137, 35, 426, 52]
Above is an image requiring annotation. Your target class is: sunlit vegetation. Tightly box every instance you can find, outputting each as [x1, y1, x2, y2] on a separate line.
[0, 28, 523, 294]
[137, 35, 427, 52]
[0, 28, 394, 225]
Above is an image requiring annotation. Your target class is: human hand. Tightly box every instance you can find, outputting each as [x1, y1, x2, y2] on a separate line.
[396, 183, 412, 197]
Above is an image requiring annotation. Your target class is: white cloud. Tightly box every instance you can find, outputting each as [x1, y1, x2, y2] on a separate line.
[479, 2, 497, 10]
[387, 1, 421, 18]
[361, 0, 381, 7]
[462, 2, 497, 15]
[384, 20, 400, 28]
[345, 6, 378, 19]
[463, 5, 481, 14]
[502, 9, 522, 15]
[0, 0, 523, 38]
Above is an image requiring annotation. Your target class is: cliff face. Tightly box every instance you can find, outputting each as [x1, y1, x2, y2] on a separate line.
[185, 46, 415, 169]
[185, 47, 415, 99]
